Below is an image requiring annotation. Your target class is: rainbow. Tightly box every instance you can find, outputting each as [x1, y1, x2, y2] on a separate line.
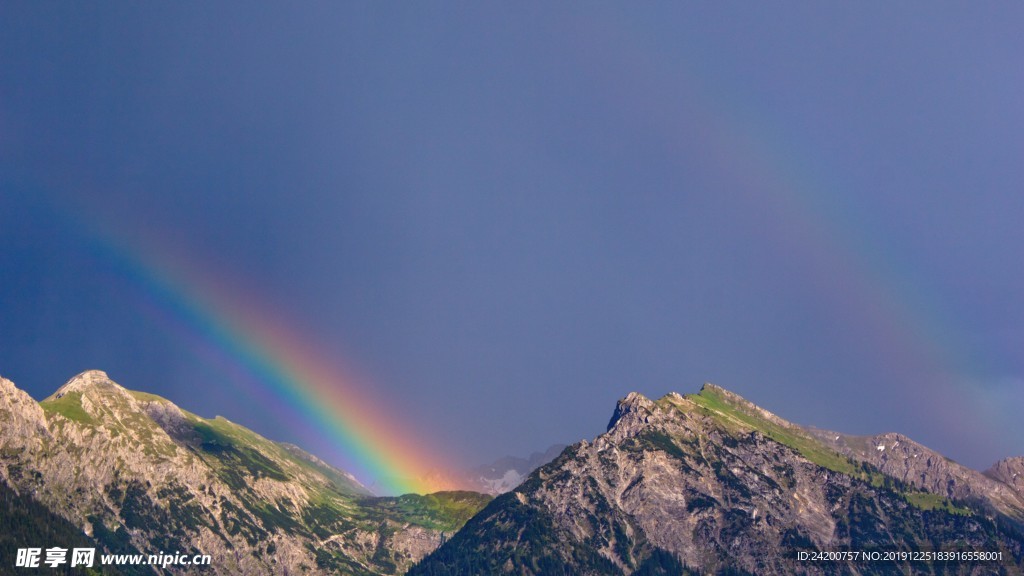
[567, 19, 1006, 450]
[42, 19, 1015, 482]
[83, 230, 451, 496]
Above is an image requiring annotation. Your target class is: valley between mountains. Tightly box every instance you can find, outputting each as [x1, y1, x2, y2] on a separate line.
[2, 370, 1023, 575]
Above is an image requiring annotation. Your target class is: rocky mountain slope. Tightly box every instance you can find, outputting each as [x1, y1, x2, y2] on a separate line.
[0, 371, 490, 575]
[411, 384, 1024, 575]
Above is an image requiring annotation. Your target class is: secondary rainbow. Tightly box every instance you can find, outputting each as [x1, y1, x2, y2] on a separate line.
[578, 17, 1006, 450]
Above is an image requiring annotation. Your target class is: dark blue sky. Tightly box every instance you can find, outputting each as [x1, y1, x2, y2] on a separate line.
[2, 3, 1022, 477]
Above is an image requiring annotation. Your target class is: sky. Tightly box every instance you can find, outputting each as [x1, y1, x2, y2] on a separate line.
[2, 3, 1023, 489]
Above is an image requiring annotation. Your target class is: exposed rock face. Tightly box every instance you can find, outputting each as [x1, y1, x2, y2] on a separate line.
[807, 431, 1024, 521]
[0, 375, 50, 445]
[411, 384, 1024, 576]
[0, 371, 490, 575]
[987, 458, 1024, 495]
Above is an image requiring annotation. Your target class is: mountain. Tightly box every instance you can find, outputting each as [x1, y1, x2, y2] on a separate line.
[7, 371, 1024, 575]
[0, 371, 491, 575]
[431, 444, 568, 496]
[466, 444, 568, 495]
[410, 384, 1024, 575]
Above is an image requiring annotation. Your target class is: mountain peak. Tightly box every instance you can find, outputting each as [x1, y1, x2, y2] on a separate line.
[414, 382, 1024, 576]
[694, 382, 797, 431]
[698, 381, 725, 394]
[986, 457, 1024, 494]
[47, 370, 123, 401]
[606, 391, 655, 432]
[698, 382, 753, 406]
[41, 371, 137, 423]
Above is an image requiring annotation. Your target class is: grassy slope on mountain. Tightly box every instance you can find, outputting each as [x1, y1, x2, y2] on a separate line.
[683, 386, 864, 477]
[683, 386, 977, 515]
[40, 391, 96, 425]
[359, 492, 494, 533]
[15, 375, 493, 575]
[411, 388, 1024, 575]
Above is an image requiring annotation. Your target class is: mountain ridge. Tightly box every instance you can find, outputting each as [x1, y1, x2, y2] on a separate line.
[5, 371, 1024, 574]
[411, 384, 1024, 575]
[1, 370, 492, 575]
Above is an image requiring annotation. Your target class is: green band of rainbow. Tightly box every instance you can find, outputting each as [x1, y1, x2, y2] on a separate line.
[88, 232, 447, 496]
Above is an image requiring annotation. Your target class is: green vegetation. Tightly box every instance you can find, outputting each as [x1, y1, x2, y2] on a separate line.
[39, 392, 96, 425]
[187, 416, 291, 488]
[40, 388, 180, 459]
[904, 491, 972, 515]
[275, 442, 371, 497]
[0, 479, 132, 576]
[127, 390, 169, 403]
[284, 491, 493, 575]
[359, 491, 493, 533]
[638, 430, 688, 460]
[681, 386, 985, 517]
[682, 387, 882, 483]
[301, 500, 356, 538]
[633, 548, 690, 576]
[183, 413, 365, 496]
[406, 492, 622, 576]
